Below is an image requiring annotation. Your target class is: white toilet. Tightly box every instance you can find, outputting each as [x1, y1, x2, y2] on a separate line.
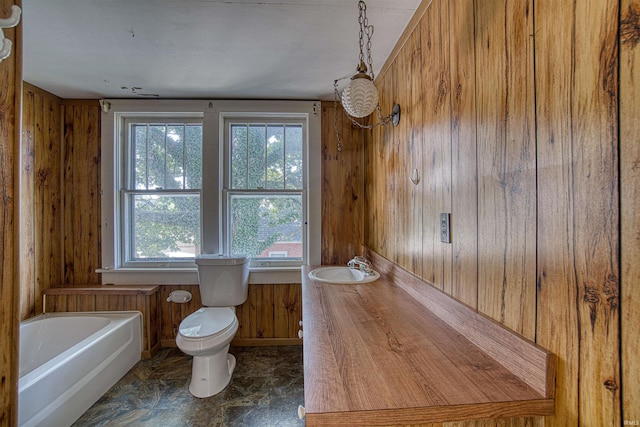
[176, 254, 250, 398]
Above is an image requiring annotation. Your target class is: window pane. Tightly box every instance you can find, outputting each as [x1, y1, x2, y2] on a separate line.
[185, 125, 202, 189]
[165, 125, 184, 189]
[229, 194, 302, 260]
[285, 125, 303, 189]
[131, 194, 201, 260]
[148, 125, 167, 189]
[248, 125, 266, 189]
[266, 125, 284, 189]
[133, 125, 148, 189]
[231, 124, 248, 189]
[132, 122, 202, 191]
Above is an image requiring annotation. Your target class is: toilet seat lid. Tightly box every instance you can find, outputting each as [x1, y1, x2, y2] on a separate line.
[179, 307, 235, 339]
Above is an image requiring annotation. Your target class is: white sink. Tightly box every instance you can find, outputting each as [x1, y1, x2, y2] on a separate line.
[308, 267, 380, 284]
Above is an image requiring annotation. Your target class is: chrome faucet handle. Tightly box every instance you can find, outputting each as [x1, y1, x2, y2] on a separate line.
[347, 256, 372, 274]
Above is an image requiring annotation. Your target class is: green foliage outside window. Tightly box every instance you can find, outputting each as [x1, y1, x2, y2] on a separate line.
[229, 123, 303, 259]
[129, 122, 202, 259]
[126, 119, 304, 262]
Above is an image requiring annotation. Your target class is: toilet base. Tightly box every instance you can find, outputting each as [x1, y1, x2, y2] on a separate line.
[188, 345, 236, 398]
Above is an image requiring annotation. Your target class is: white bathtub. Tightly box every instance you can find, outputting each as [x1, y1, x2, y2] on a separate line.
[18, 312, 142, 427]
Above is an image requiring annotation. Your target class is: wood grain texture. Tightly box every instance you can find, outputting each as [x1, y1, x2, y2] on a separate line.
[366, 250, 554, 399]
[0, 0, 21, 422]
[20, 84, 63, 321]
[320, 102, 364, 265]
[362, 0, 627, 424]
[44, 285, 161, 357]
[573, 3, 620, 423]
[405, 28, 424, 276]
[474, 0, 536, 340]
[448, 0, 478, 309]
[419, 0, 452, 292]
[621, 0, 640, 422]
[63, 101, 101, 285]
[302, 265, 554, 425]
[20, 87, 36, 320]
[534, 1, 579, 424]
[571, 1, 620, 423]
[158, 283, 302, 346]
[536, 0, 621, 425]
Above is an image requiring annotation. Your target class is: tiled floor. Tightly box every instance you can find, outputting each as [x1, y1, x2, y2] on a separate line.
[72, 346, 305, 427]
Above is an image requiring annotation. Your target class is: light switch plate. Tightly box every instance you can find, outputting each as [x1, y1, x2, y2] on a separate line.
[440, 213, 451, 243]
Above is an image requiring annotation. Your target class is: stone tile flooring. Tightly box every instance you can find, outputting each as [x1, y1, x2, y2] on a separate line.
[73, 346, 305, 427]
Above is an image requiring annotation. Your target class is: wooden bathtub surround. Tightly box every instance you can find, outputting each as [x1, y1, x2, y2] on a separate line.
[43, 285, 161, 358]
[302, 262, 555, 426]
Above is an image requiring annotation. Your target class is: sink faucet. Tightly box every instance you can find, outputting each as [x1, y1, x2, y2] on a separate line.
[348, 256, 373, 275]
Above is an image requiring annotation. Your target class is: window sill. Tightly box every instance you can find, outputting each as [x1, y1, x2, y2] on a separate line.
[97, 266, 302, 285]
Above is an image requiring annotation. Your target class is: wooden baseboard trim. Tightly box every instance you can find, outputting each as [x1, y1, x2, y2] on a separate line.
[161, 338, 302, 348]
[232, 338, 302, 347]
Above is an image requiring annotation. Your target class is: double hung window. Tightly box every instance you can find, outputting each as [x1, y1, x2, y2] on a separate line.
[101, 100, 320, 284]
[122, 118, 202, 266]
[223, 119, 305, 266]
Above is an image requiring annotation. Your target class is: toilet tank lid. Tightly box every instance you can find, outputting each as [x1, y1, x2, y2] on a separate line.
[195, 254, 250, 266]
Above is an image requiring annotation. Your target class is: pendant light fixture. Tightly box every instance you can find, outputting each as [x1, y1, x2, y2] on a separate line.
[334, 0, 400, 151]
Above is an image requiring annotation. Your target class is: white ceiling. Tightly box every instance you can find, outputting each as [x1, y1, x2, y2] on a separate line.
[22, 0, 421, 100]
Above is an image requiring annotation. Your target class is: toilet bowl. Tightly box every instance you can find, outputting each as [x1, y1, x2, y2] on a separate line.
[176, 307, 239, 398]
[175, 254, 250, 398]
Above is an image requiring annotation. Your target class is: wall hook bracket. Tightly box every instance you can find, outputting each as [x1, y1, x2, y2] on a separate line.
[0, 5, 21, 63]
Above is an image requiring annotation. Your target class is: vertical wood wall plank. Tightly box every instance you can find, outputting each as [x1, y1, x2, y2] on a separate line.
[63, 105, 75, 284]
[419, 0, 452, 291]
[320, 103, 363, 265]
[392, 44, 413, 271]
[474, 0, 536, 339]
[62, 101, 101, 285]
[449, 0, 478, 308]
[20, 84, 63, 321]
[157, 284, 300, 345]
[20, 88, 36, 320]
[256, 284, 274, 338]
[620, 0, 640, 422]
[38, 95, 63, 301]
[534, 1, 580, 424]
[406, 28, 424, 277]
[572, 0, 620, 424]
[0, 0, 20, 421]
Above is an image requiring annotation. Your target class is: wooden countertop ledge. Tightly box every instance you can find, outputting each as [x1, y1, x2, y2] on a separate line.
[302, 254, 555, 426]
[43, 284, 159, 296]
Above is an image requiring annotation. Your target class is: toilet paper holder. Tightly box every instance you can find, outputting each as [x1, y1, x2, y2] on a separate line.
[166, 290, 192, 303]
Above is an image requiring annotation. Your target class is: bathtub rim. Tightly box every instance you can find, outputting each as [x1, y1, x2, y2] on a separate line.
[18, 311, 143, 427]
[18, 311, 143, 391]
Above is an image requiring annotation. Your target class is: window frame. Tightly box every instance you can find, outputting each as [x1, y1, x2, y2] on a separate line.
[100, 100, 321, 285]
[121, 117, 203, 268]
[222, 117, 307, 268]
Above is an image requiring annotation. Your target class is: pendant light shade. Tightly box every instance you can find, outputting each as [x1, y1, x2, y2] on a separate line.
[332, 0, 401, 152]
[341, 75, 379, 118]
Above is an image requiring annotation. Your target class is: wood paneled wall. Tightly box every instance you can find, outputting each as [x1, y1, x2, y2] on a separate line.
[62, 100, 102, 285]
[356, 0, 633, 425]
[158, 284, 302, 347]
[320, 103, 364, 265]
[0, 0, 21, 423]
[43, 285, 161, 357]
[18, 91, 303, 346]
[19, 90, 101, 322]
[20, 84, 64, 320]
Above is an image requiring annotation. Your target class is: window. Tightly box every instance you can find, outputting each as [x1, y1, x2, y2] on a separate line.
[224, 120, 305, 266]
[122, 119, 202, 266]
[101, 100, 320, 284]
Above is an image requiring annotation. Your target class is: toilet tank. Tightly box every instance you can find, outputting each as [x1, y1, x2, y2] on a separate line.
[195, 255, 250, 306]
